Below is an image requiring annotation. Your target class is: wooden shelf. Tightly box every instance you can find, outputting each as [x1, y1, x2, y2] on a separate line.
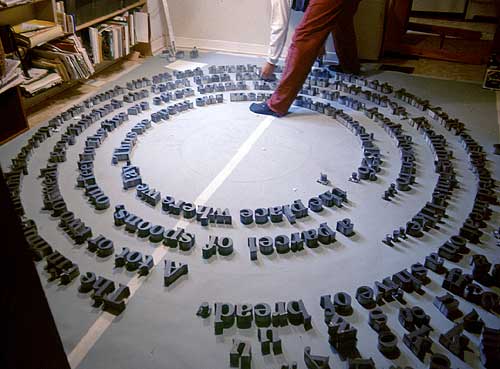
[75, 0, 146, 31]
[0, 0, 55, 25]
[0, 86, 29, 144]
[93, 54, 129, 73]
[22, 49, 137, 111]
[22, 79, 79, 111]
[0, 0, 48, 11]
[8, 0, 153, 112]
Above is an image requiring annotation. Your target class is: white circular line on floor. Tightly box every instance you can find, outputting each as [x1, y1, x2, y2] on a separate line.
[67, 114, 276, 368]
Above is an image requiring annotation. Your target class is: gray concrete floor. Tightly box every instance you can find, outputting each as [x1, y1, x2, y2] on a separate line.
[25, 51, 492, 131]
[2, 51, 499, 369]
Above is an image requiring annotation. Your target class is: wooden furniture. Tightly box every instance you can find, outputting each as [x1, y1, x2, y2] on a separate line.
[75, 0, 146, 31]
[466, 0, 497, 20]
[382, 0, 496, 64]
[2, 165, 72, 369]
[23, 0, 151, 111]
[0, 0, 56, 26]
[0, 0, 152, 112]
[0, 85, 29, 144]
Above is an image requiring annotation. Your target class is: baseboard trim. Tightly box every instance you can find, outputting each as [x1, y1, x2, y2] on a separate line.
[175, 37, 342, 64]
[176, 37, 269, 56]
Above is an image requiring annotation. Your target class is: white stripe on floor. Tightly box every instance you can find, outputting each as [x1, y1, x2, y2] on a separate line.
[67, 115, 275, 368]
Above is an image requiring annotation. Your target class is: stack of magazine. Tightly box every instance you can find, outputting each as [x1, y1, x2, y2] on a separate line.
[31, 34, 95, 83]
[0, 58, 23, 94]
[13, 19, 64, 48]
[21, 68, 63, 96]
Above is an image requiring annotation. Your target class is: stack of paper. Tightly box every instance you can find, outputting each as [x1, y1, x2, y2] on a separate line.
[31, 34, 95, 82]
[0, 58, 23, 94]
[21, 68, 63, 95]
[13, 19, 64, 48]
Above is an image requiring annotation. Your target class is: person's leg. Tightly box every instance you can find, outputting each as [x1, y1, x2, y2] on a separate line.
[330, 0, 361, 74]
[266, 0, 350, 115]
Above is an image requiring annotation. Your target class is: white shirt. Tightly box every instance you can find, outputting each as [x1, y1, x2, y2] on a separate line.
[267, 0, 293, 66]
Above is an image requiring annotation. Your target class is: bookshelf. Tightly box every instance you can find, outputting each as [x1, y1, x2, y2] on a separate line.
[0, 0, 56, 26]
[0, 86, 29, 144]
[76, 0, 146, 31]
[22, 52, 132, 110]
[0, 0, 154, 112]
[0, 1, 56, 143]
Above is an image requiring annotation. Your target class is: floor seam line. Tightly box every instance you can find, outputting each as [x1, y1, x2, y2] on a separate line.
[67, 114, 275, 369]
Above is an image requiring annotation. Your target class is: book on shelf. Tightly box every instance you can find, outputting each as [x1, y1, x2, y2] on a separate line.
[134, 11, 148, 43]
[31, 34, 95, 83]
[63, 0, 142, 27]
[13, 20, 64, 48]
[82, 11, 140, 65]
[12, 19, 56, 34]
[55, 1, 76, 33]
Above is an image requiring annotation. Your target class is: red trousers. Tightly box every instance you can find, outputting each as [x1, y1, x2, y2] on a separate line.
[269, 0, 361, 115]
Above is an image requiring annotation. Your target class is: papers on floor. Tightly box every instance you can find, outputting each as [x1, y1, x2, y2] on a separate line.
[165, 60, 207, 72]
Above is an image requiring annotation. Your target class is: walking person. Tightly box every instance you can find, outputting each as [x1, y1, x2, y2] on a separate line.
[262, 0, 323, 81]
[252, 0, 362, 117]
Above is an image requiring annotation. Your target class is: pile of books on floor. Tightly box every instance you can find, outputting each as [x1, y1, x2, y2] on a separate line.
[82, 12, 144, 65]
[0, 58, 23, 94]
[20, 67, 63, 96]
[13, 19, 64, 48]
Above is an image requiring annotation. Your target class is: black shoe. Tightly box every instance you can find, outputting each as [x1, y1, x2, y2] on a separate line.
[328, 63, 360, 75]
[327, 64, 343, 73]
[249, 102, 283, 117]
[261, 73, 277, 82]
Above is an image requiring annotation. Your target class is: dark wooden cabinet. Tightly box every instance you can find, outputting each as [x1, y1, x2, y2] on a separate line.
[0, 86, 29, 144]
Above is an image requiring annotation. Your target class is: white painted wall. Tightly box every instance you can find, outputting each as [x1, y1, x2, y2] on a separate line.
[165, 0, 386, 60]
[147, 0, 170, 53]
